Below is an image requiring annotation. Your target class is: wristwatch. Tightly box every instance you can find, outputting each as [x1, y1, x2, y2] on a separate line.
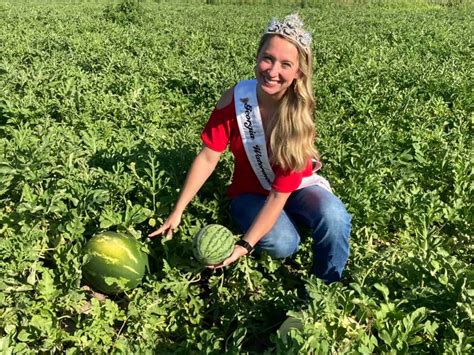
[236, 239, 255, 255]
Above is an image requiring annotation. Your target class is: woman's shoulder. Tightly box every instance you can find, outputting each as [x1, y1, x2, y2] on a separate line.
[215, 87, 235, 110]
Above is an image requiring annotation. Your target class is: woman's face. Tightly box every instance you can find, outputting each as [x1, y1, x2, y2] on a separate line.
[255, 35, 301, 101]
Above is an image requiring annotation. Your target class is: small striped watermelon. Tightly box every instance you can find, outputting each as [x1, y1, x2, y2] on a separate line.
[82, 231, 148, 294]
[192, 224, 235, 265]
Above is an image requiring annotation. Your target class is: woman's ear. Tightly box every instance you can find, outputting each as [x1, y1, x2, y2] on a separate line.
[292, 79, 299, 94]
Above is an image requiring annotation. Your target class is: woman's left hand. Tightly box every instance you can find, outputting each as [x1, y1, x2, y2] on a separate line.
[207, 245, 248, 269]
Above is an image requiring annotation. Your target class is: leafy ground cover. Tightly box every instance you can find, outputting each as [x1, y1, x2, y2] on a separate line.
[0, 0, 472, 353]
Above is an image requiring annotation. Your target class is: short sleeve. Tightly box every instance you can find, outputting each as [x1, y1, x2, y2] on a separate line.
[201, 105, 232, 152]
[271, 166, 304, 193]
[271, 159, 313, 193]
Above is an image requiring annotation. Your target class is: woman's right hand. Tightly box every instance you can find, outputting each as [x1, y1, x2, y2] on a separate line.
[147, 146, 221, 240]
[148, 211, 182, 239]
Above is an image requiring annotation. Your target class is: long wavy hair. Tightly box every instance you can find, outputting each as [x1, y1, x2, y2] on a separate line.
[257, 34, 318, 172]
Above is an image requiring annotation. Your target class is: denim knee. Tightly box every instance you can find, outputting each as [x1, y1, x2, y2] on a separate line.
[315, 196, 352, 236]
[257, 229, 300, 259]
[313, 199, 352, 239]
[230, 193, 301, 259]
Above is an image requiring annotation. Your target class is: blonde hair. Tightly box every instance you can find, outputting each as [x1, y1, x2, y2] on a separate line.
[257, 34, 318, 172]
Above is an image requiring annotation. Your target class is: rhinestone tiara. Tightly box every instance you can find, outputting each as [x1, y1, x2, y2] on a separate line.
[264, 13, 312, 50]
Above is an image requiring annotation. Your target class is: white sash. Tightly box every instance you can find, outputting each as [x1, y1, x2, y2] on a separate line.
[234, 80, 332, 193]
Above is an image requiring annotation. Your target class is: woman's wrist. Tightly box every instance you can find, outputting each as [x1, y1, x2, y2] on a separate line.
[236, 239, 255, 255]
[171, 206, 184, 217]
[235, 245, 247, 254]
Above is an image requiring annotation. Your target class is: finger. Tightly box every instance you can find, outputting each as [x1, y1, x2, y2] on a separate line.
[208, 258, 231, 269]
[223, 252, 242, 266]
[148, 229, 161, 238]
[148, 227, 164, 237]
[148, 223, 169, 237]
[165, 228, 174, 240]
[207, 262, 223, 269]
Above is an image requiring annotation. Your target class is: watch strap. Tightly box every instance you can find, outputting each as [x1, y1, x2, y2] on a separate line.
[236, 239, 255, 255]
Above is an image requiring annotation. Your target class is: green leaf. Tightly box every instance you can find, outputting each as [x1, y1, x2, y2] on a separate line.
[100, 209, 123, 229]
[374, 283, 390, 302]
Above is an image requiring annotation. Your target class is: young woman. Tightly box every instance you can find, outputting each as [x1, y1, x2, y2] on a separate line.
[149, 14, 351, 284]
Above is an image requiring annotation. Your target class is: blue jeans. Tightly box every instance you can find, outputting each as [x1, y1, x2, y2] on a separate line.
[229, 185, 351, 284]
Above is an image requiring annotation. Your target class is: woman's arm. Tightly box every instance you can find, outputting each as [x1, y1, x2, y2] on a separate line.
[242, 190, 291, 247]
[149, 146, 222, 238]
[211, 189, 291, 267]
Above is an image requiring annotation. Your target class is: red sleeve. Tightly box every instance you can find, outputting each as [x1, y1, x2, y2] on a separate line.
[271, 159, 313, 193]
[271, 166, 304, 193]
[201, 104, 233, 152]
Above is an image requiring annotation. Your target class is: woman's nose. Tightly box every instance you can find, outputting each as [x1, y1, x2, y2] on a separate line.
[267, 63, 279, 77]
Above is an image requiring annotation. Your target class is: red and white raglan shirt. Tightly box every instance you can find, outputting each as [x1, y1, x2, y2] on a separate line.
[201, 91, 315, 198]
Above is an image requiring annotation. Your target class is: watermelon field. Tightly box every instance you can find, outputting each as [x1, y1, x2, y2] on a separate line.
[0, 0, 472, 353]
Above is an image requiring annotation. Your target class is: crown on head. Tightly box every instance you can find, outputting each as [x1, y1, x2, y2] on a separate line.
[264, 13, 312, 50]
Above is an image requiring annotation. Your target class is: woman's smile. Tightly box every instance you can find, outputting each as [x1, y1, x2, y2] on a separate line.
[255, 35, 300, 100]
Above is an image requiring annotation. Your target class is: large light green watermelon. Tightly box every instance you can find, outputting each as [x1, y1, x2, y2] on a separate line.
[192, 224, 235, 265]
[82, 231, 148, 294]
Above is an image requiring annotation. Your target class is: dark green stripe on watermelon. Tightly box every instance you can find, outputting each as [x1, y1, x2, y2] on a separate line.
[193, 224, 235, 265]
